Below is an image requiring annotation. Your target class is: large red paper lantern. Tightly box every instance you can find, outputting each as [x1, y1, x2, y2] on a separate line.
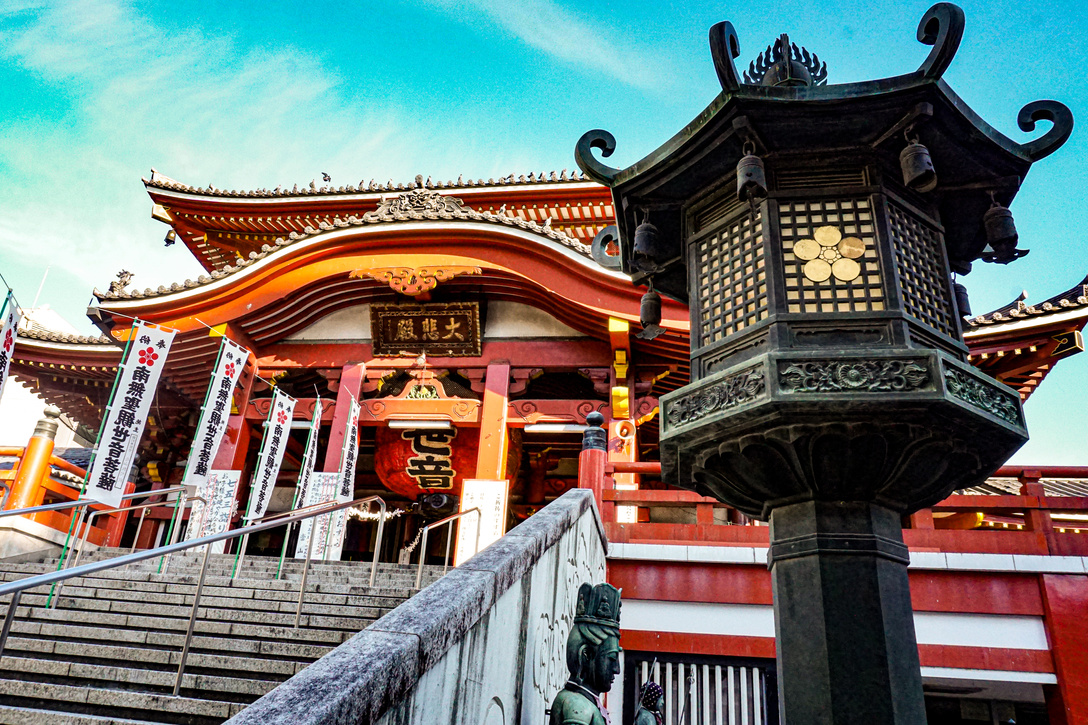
[374, 426, 521, 499]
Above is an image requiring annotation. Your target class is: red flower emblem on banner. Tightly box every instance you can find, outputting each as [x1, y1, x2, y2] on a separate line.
[2, 329, 12, 351]
[277, 410, 289, 424]
[225, 363, 236, 377]
[137, 347, 158, 366]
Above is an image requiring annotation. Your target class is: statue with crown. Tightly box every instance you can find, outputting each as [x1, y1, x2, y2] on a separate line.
[547, 582, 623, 725]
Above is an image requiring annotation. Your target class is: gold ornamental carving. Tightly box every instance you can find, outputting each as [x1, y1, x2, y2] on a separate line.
[350, 266, 482, 296]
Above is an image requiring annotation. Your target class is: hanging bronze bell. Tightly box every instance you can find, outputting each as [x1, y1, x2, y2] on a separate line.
[632, 219, 668, 272]
[952, 281, 972, 318]
[900, 141, 937, 193]
[640, 288, 662, 328]
[636, 287, 666, 340]
[981, 203, 1027, 264]
[737, 151, 767, 203]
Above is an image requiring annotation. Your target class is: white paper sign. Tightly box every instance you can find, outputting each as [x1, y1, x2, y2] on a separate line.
[247, 389, 296, 522]
[0, 292, 20, 406]
[325, 507, 349, 562]
[86, 321, 175, 507]
[182, 338, 248, 494]
[295, 472, 338, 559]
[185, 469, 241, 554]
[454, 479, 509, 566]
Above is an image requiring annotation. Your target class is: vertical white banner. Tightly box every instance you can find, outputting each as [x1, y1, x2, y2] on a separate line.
[85, 322, 176, 507]
[247, 389, 296, 522]
[336, 398, 361, 503]
[0, 292, 20, 405]
[182, 338, 249, 494]
[454, 479, 509, 566]
[293, 399, 322, 513]
[295, 472, 338, 559]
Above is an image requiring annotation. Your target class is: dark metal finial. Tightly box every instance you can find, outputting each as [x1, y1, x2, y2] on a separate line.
[575, 130, 622, 186]
[915, 3, 965, 80]
[743, 33, 826, 87]
[582, 411, 607, 451]
[709, 21, 742, 92]
[1016, 100, 1074, 161]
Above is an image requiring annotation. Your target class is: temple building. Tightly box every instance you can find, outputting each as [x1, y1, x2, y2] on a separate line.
[3, 169, 1088, 723]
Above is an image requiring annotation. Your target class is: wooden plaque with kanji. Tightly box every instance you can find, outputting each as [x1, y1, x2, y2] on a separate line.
[370, 302, 481, 357]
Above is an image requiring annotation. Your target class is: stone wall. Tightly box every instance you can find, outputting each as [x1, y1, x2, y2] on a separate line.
[227, 488, 608, 725]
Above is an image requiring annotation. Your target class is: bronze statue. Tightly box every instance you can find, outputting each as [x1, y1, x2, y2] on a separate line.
[548, 582, 622, 725]
[633, 681, 664, 725]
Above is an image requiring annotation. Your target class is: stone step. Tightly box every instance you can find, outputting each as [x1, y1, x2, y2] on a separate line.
[0, 637, 306, 678]
[8, 589, 397, 617]
[0, 570, 437, 599]
[9, 608, 357, 644]
[0, 678, 243, 725]
[0, 655, 279, 699]
[7, 599, 377, 632]
[0, 704, 165, 724]
[6, 621, 336, 660]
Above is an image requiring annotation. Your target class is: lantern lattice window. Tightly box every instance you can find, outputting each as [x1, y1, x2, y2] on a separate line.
[779, 199, 883, 314]
[886, 202, 956, 338]
[692, 210, 768, 347]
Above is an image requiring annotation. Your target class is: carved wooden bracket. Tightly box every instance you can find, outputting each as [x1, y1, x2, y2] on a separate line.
[349, 266, 482, 296]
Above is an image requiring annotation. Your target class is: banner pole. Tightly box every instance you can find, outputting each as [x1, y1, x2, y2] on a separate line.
[159, 337, 227, 572]
[277, 397, 321, 579]
[47, 319, 139, 606]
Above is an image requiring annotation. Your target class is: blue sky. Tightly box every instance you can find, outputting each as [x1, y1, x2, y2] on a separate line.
[0, 0, 1085, 463]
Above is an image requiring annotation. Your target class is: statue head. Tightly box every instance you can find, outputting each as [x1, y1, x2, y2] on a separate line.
[640, 681, 665, 714]
[565, 582, 622, 695]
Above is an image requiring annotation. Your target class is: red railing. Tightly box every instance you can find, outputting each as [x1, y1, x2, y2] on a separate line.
[0, 446, 134, 547]
[587, 460, 1088, 556]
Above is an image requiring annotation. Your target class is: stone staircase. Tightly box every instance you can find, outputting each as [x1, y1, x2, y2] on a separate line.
[0, 548, 445, 724]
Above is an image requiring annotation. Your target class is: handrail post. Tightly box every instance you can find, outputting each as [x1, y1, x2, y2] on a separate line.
[414, 526, 432, 591]
[0, 592, 22, 661]
[369, 499, 385, 588]
[174, 542, 212, 697]
[294, 522, 317, 628]
[443, 522, 454, 575]
[130, 507, 149, 553]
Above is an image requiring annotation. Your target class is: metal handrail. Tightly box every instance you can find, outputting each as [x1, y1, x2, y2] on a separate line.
[0, 494, 385, 697]
[0, 498, 96, 519]
[68, 486, 188, 570]
[232, 499, 336, 579]
[414, 508, 481, 590]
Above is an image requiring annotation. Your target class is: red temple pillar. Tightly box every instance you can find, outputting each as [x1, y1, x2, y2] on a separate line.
[1040, 573, 1088, 724]
[475, 362, 510, 480]
[323, 363, 365, 472]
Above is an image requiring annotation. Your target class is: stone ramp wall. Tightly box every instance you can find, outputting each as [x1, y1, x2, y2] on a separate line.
[227, 488, 607, 725]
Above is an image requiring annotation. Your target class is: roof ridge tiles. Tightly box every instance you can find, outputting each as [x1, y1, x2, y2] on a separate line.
[144, 169, 590, 198]
[17, 328, 114, 345]
[966, 273, 1088, 328]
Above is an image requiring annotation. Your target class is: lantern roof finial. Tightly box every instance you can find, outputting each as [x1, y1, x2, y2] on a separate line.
[743, 33, 827, 87]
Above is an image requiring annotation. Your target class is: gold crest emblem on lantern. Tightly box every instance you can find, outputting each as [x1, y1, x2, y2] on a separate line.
[793, 225, 865, 282]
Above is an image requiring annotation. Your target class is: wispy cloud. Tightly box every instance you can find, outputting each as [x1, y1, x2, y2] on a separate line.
[0, 0, 494, 326]
[415, 0, 668, 91]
